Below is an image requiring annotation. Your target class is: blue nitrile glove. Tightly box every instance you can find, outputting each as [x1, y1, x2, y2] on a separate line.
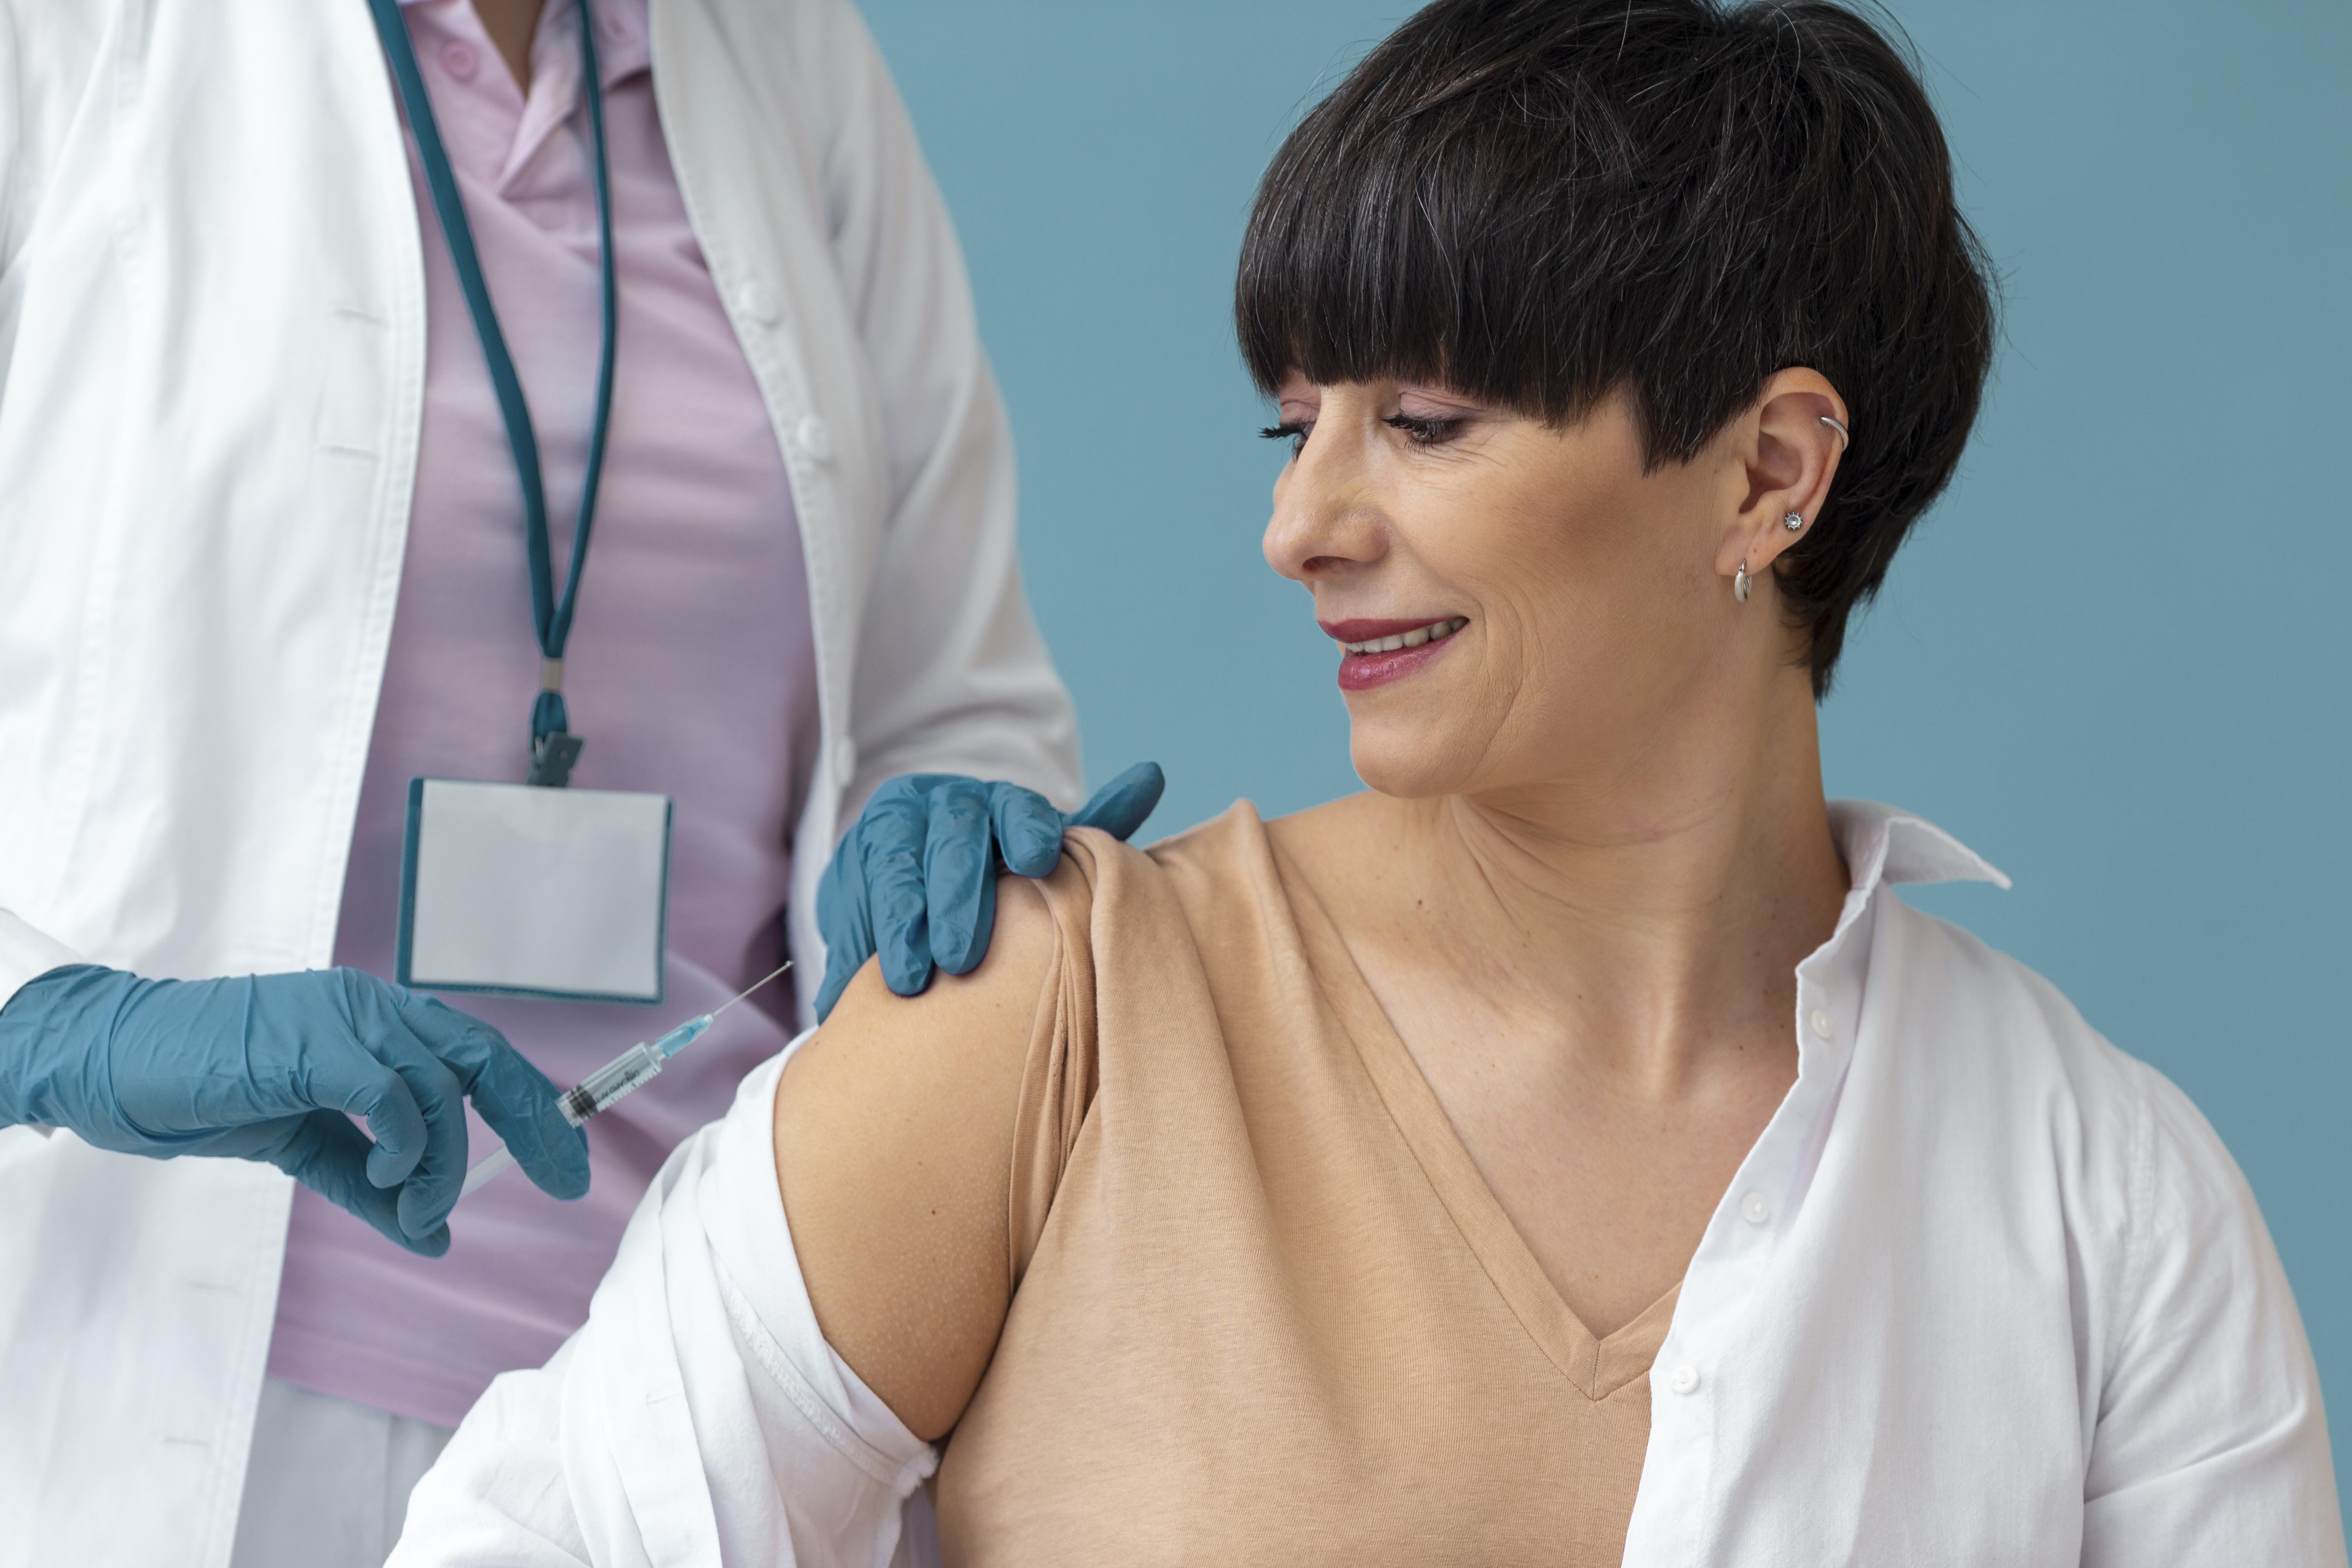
[0, 965, 589, 1256]
[814, 761, 1165, 1019]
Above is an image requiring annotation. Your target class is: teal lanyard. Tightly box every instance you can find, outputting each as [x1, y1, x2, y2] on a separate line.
[365, 0, 619, 788]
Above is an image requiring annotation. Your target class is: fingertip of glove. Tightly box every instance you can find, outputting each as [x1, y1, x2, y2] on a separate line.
[882, 955, 936, 998]
[526, 1162, 592, 1202]
[402, 1225, 452, 1258]
[365, 1140, 419, 1190]
[527, 1119, 593, 1201]
[1001, 828, 1063, 877]
[1090, 764, 1166, 840]
[551, 1147, 594, 1202]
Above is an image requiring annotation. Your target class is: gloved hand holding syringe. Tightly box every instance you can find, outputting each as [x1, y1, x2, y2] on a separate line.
[460, 960, 792, 1200]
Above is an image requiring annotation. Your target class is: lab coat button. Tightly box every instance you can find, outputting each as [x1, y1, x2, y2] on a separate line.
[737, 280, 781, 325]
[794, 415, 836, 464]
[1740, 1192, 1770, 1225]
[1809, 1008, 1834, 1041]
[1668, 1364, 1700, 1396]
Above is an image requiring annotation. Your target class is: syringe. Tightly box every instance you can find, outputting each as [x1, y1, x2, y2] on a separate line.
[458, 960, 792, 1200]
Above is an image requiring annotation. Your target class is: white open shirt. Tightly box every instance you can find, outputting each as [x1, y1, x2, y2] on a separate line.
[389, 802, 2345, 1567]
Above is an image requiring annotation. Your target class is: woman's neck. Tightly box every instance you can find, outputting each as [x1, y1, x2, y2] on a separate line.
[1303, 665, 1849, 1097]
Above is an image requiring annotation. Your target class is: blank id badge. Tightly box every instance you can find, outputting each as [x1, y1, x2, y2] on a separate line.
[397, 778, 672, 1004]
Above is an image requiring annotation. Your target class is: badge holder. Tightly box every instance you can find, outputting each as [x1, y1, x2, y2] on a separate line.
[397, 778, 671, 1004]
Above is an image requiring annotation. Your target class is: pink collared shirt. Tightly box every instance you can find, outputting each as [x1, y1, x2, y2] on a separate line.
[267, 0, 818, 1428]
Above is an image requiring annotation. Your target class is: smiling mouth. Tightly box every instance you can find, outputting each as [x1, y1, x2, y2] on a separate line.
[1335, 617, 1469, 655]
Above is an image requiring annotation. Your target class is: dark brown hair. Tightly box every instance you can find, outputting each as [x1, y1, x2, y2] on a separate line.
[1236, 0, 1997, 696]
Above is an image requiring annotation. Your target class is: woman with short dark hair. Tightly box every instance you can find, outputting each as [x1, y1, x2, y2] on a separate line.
[393, 3, 2342, 1563]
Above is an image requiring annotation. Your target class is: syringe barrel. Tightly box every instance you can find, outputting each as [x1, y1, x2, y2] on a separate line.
[561, 1043, 665, 1124]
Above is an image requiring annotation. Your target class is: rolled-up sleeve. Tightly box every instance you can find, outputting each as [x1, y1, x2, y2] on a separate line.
[392, 1046, 937, 1568]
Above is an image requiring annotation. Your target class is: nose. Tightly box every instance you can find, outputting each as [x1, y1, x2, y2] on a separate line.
[1263, 420, 1388, 587]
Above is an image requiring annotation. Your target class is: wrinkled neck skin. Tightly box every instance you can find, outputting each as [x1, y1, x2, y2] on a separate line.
[1351, 650, 1847, 1098]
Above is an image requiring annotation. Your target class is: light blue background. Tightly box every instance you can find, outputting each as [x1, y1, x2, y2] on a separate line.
[858, 0, 2352, 1493]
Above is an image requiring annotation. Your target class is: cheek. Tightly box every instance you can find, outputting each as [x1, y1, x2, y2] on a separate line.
[1427, 480, 1710, 773]
[1456, 487, 1656, 679]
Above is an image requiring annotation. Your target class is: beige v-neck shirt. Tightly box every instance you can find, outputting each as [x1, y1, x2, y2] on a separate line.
[935, 804, 1676, 1564]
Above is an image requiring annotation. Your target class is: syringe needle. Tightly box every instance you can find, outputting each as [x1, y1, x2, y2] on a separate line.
[457, 960, 794, 1205]
[707, 958, 792, 1022]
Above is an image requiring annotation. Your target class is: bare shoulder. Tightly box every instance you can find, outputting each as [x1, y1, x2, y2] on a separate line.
[773, 876, 1058, 1440]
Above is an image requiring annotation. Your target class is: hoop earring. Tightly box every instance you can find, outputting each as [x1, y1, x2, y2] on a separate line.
[1734, 559, 1753, 604]
[1819, 415, 1849, 449]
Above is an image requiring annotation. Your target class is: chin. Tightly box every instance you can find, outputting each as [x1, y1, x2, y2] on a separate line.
[1347, 725, 1476, 799]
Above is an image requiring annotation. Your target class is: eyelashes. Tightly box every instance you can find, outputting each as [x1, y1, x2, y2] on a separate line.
[1382, 413, 1465, 445]
[1259, 421, 1310, 458]
[1258, 414, 1467, 460]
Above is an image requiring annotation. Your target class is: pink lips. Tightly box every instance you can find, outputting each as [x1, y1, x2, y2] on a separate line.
[1318, 617, 1466, 693]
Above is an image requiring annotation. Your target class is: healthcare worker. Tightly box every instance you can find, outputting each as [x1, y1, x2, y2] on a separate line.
[0, 0, 1156, 1563]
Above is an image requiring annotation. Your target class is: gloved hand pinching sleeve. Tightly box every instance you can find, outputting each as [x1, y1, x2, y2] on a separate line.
[814, 761, 1164, 1019]
[0, 965, 590, 1256]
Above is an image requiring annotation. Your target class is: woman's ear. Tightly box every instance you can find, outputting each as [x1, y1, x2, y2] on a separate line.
[1714, 368, 1850, 582]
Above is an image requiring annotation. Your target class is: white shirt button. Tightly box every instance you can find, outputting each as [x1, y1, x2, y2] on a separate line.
[1740, 1192, 1770, 1225]
[1667, 1364, 1700, 1396]
[440, 41, 480, 81]
[794, 415, 836, 464]
[1809, 1008, 1834, 1041]
[736, 280, 781, 325]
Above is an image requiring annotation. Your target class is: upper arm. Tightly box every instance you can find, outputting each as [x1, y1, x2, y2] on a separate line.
[2080, 1059, 2345, 1566]
[803, 0, 1079, 802]
[773, 875, 1058, 1441]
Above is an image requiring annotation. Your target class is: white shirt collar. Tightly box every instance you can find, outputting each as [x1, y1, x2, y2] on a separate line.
[1804, 799, 2007, 989]
[1828, 798, 2010, 895]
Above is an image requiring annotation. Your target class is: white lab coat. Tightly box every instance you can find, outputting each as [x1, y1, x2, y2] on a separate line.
[0, 0, 1080, 1562]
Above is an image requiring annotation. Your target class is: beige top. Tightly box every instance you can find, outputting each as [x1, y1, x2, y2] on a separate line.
[935, 806, 1677, 1565]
